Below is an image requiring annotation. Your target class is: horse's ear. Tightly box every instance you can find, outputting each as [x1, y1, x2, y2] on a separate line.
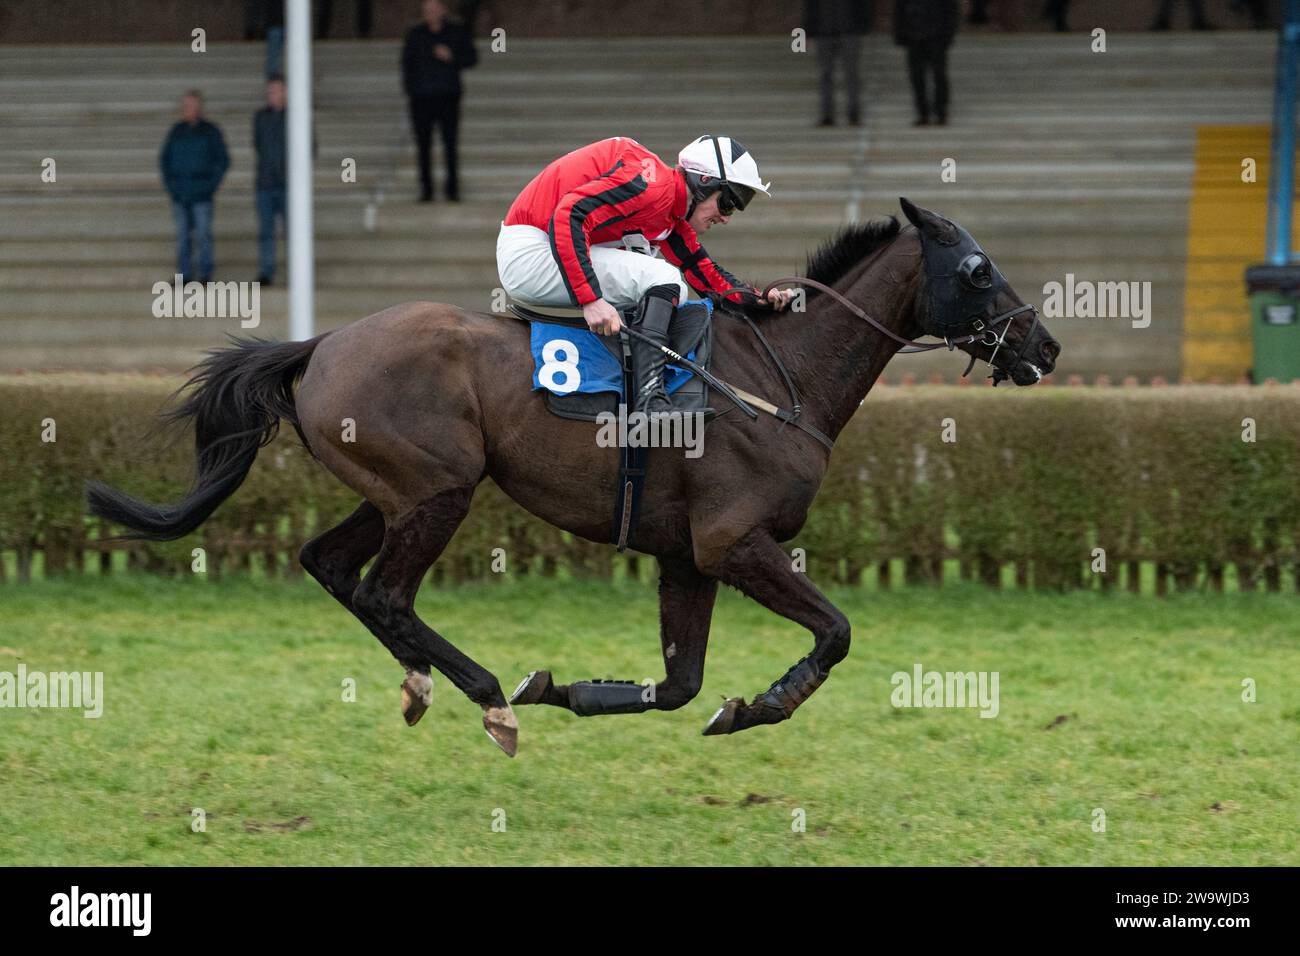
[899, 197, 957, 243]
[899, 197, 925, 228]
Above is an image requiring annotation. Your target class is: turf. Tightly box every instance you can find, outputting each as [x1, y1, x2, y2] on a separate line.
[1, 575, 1297, 866]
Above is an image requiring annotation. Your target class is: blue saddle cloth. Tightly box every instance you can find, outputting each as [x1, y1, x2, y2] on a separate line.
[530, 305, 703, 398]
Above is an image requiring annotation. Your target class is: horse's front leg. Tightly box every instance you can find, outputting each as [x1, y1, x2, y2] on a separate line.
[510, 556, 718, 715]
[697, 527, 851, 735]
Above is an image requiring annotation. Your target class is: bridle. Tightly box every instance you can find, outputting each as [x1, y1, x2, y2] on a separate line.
[684, 270, 1039, 453]
[720, 275, 1040, 385]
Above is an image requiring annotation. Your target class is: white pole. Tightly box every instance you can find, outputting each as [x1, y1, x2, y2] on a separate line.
[286, 0, 314, 340]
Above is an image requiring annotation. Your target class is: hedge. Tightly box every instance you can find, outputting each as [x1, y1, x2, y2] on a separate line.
[1, 375, 1298, 592]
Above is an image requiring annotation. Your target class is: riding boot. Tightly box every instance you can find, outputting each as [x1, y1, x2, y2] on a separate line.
[630, 287, 677, 415]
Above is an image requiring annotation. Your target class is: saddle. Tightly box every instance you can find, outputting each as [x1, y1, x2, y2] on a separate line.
[511, 299, 715, 421]
[510, 298, 716, 552]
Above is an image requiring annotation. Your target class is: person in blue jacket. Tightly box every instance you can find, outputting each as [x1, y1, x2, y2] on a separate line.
[160, 90, 230, 283]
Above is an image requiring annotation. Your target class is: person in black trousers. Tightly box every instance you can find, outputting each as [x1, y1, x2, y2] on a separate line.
[894, 0, 960, 126]
[316, 0, 373, 39]
[1043, 0, 1071, 31]
[806, 1, 875, 127]
[402, 0, 478, 202]
[1151, 0, 1214, 29]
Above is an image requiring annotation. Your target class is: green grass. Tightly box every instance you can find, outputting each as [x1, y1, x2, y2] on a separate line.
[1, 575, 1297, 866]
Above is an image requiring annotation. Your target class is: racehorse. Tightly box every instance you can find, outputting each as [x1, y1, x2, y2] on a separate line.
[86, 199, 1059, 757]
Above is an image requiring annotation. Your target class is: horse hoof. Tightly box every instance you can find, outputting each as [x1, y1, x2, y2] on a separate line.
[510, 670, 552, 706]
[400, 673, 433, 726]
[702, 697, 744, 736]
[482, 704, 519, 757]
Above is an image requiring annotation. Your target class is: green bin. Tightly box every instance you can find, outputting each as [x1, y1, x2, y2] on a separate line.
[1247, 264, 1300, 383]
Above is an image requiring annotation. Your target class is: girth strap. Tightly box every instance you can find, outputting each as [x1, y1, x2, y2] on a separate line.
[611, 331, 647, 552]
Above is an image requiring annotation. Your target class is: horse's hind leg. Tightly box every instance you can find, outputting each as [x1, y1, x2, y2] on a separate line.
[299, 501, 384, 607]
[351, 486, 519, 756]
[299, 502, 435, 725]
[511, 555, 718, 717]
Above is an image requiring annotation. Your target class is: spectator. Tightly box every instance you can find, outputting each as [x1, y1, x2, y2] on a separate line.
[401, 0, 478, 202]
[317, 0, 373, 39]
[253, 75, 287, 285]
[1043, 0, 1070, 31]
[1229, 0, 1268, 29]
[160, 90, 229, 283]
[1227, 0, 1268, 28]
[1152, 0, 1214, 29]
[263, 0, 285, 79]
[243, 0, 260, 40]
[894, 0, 960, 127]
[969, 0, 1023, 30]
[457, 0, 500, 36]
[806, 1, 874, 127]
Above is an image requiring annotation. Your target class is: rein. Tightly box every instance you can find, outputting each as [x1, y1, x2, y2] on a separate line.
[752, 276, 1034, 353]
[705, 275, 1039, 446]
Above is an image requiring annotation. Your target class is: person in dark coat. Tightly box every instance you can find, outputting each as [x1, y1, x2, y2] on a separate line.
[805, 1, 875, 127]
[261, 0, 284, 80]
[1042, 0, 1071, 32]
[1151, 0, 1214, 29]
[401, 0, 478, 201]
[253, 75, 287, 285]
[316, 0, 373, 39]
[159, 90, 229, 282]
[894, 0, 960, 126]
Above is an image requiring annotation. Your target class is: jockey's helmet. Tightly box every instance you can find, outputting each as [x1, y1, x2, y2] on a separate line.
[677, 134, 771, 216]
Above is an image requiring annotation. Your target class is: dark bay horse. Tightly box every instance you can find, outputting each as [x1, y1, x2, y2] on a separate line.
[87, 199, 1059, 756]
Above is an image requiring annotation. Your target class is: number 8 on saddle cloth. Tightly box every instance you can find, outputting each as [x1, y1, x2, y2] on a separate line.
[529, 299, 714, 422]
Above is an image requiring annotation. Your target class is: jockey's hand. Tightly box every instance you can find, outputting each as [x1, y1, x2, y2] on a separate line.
[433, 44, 454, 63]
[583, 299, 623, 336]
[764, 287, 797, 311]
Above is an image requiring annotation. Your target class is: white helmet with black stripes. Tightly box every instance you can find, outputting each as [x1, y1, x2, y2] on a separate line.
[678, 134, 771, 215]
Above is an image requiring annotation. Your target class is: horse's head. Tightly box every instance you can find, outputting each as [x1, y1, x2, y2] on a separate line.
[899, 198, 1059, 386]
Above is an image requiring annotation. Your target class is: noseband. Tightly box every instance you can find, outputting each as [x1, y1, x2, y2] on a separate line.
[977, 302, 1039, 384]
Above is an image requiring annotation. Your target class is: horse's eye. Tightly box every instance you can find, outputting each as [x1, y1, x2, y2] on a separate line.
[959, 254, 992, 290]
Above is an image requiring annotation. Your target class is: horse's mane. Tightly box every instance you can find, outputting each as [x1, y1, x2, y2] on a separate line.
[711, 214, 902, 319]
[802, 216, 901, 295]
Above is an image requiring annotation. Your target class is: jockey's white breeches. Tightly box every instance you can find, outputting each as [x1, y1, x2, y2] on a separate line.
[496, 222, 690, 310]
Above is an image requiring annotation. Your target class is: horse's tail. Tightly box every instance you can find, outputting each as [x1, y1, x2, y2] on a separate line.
[86, 335, 327, 541]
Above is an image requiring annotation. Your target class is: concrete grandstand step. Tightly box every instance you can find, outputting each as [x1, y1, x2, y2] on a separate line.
[0, 32, 1276, 381]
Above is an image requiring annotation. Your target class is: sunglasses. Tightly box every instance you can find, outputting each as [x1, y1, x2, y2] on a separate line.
[716, 183, 756, 217]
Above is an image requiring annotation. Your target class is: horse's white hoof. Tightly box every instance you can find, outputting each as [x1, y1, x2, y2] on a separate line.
[482, 704, 519, 757]
[400, 672, 433, 727]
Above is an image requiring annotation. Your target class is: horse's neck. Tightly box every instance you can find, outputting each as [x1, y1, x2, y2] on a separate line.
[767, 245, 921, 442]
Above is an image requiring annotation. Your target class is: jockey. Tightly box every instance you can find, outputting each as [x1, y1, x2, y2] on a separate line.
[498, 134, 795, 414]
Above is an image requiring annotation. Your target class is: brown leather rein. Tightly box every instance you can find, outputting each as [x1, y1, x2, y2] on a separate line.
[707, 276, 1039, 447]
[728, 275, 1037, 355]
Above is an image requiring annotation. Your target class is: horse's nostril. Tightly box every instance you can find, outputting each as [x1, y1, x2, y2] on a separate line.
[1039, 340, 1060, 367]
